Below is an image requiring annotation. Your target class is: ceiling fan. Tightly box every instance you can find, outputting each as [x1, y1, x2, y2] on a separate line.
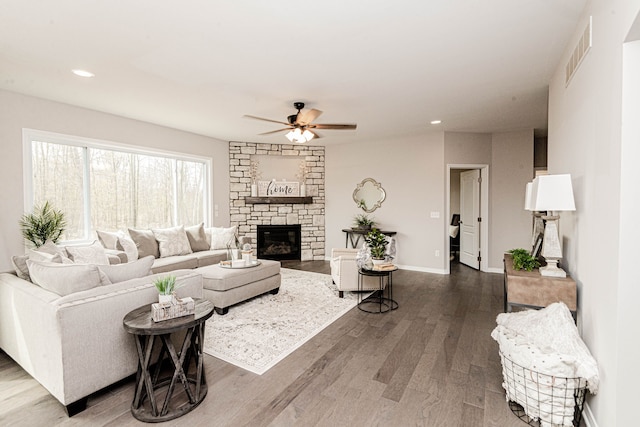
[244, 102, 357, 143]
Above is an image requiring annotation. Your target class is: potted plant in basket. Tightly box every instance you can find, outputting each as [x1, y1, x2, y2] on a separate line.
[364, 228, 388, 264]
[154, 275, 179, 304]
[353, 214, 376, 231]
[19, 201, 67, 248]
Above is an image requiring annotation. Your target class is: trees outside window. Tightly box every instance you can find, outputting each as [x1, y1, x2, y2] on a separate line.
[26, 131, 210, 243]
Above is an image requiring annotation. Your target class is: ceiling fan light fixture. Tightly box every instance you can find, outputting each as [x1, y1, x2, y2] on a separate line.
[285, 128, 314, 143]
[302, 129, 314, 142]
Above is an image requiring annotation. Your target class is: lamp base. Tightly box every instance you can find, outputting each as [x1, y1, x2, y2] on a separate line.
[540, 260, 567, 278]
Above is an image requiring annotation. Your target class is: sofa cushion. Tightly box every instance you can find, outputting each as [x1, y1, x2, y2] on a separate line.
[193, 250, 228, 267]
[185, 223, 209, 252]
[97, 255, 154, 283]
[151, 255, 198, 274]
[152, 225, 193, 258]
[26, 259, 111, 296]
[208, 226, 237, 250]
[65, 241, 110, 265]
[128, 228, 160, 259]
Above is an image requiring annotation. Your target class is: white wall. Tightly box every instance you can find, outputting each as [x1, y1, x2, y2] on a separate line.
[0, 90, 230, 272]
[325, 133, 446, 272]
[547, 1, 640, 425]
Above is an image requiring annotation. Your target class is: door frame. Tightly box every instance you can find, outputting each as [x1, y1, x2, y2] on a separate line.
[446, 164, 490, 274]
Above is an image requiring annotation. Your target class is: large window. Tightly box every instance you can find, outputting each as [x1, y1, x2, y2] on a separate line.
[24, 130, 211, 243]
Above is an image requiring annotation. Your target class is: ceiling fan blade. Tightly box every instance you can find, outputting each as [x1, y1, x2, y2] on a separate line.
[310, 123, 357, 130]
[243, 115, 290, 126]
[258, 128, 292, 135]
[296, 108, 323, 125]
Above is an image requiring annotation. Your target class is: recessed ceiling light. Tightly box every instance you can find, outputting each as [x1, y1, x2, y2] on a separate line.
[430, 120, 442, 125]
[72, 69, 94, 78]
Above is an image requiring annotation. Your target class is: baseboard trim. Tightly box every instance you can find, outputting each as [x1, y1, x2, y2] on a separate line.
[583, 402, 597, 427]
[396, 264, 447, 275]
[486, 267, 504, 274]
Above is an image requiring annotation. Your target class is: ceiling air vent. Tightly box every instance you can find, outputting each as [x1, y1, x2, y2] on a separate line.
[565, 16, 593, 87]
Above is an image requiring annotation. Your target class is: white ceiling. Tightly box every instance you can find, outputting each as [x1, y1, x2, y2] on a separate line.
[0, 1, 586, 145]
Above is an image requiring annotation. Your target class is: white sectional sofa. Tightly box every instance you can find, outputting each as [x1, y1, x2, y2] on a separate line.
[0, 268, 203, 415]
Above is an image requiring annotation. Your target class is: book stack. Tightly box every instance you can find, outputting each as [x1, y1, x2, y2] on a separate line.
[372, 263, 396, 271]
[152, 297, 196, 322]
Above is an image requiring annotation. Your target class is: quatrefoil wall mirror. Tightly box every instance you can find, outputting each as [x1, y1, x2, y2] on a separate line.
[353, 178, 386, 213]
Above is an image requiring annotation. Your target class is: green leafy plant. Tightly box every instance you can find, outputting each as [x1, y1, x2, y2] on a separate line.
[353, 213, 376, 229]
[508, 248, 540, 271]
[154, 275, 178, 295]
[19, 201, 67, 248]
[365, 228, 388, 259]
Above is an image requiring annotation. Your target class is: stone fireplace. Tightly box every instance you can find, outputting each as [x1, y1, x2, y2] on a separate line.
[229, 142, 325, 261]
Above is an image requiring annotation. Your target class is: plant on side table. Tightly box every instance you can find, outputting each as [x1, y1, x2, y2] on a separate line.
[365, 228, 388, 264]
[353, 213, 376, 231]
[508, 248, 540, 271]
[154, 275, 178, 304]
[19, 201, 67, 248]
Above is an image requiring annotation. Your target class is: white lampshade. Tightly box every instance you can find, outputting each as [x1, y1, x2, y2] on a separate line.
[524, 182, 533, 211]
[285, 128, 314, 143]
[530, 174, 576, 212]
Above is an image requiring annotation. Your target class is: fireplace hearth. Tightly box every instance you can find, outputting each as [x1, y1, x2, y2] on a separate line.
[257, 225, 301, 261]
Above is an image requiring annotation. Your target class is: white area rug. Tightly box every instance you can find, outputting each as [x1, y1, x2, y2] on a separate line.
[203, 268, 360, 375]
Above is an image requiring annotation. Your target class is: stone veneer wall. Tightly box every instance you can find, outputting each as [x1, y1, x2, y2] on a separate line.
[229, 142, 325, 261]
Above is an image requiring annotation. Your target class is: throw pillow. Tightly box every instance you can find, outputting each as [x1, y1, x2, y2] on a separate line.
[65, 241, 110, 265]
[185, 223, 209, 252]
[26, 259, 111, 296]
[116, 234, 139, 262]
[152, 226, 193, 258]
[96, 230, 120, 250]
[36, 240, 72, 262]
[11, 255, 30, 281]
[97, 255, 154, 283]
[128, 228, 160, 259]
[209, 226, 237, 250]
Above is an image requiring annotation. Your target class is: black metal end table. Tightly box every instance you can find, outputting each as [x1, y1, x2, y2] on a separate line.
[358, 266, 399, 313]
[123, 298, 214, 422]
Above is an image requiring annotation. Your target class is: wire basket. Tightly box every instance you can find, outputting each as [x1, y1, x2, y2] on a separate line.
[499, 351, 588, 427]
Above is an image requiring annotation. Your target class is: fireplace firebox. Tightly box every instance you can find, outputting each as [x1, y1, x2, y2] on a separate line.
[257, 225, 301, 261]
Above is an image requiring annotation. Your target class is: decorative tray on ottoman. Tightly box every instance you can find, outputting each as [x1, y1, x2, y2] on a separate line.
[218, 260, 262, 269]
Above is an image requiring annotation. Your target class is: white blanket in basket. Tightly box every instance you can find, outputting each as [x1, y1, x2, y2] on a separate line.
[491, 302, 599, 427]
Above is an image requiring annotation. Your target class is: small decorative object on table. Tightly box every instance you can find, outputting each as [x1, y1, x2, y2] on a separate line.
[352, 213, 376, 231]
[507, 248, 540, 271]
[152, 297, 196, 322]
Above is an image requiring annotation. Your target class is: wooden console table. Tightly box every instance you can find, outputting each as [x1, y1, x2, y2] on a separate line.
[342, 228, 397, 248]
[503, 253, 577, 319]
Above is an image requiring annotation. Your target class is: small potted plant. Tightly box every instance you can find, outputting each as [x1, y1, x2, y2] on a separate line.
[364, 228, 388, 264]
[353, 214, 376, 231]
[508, 248, 540, 271]
[154, 275, 178, 304]
[19, 201, 67, 248]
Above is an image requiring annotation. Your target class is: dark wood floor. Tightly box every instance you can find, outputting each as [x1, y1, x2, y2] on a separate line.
[0, 261, 528, 427]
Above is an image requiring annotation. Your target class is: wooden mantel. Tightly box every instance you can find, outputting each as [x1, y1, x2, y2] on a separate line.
[245, 196, 313, 204]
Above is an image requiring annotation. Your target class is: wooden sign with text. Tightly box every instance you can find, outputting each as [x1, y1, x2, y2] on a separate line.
[258, 180, 300, 197]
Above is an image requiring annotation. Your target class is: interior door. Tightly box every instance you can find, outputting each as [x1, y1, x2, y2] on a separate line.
[459, 169, 480, 269]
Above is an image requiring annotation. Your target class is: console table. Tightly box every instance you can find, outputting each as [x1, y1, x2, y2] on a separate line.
[342, 228, 397, 248]
[503, 254, 577, 320]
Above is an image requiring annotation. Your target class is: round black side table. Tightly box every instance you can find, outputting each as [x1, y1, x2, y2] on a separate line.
[358, 266, 399, 313]
[123, 298, 214, 422]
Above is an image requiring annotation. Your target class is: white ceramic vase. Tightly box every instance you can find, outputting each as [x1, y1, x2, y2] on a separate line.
[251, 184, 257, 197]
[159, 294, 173, 304]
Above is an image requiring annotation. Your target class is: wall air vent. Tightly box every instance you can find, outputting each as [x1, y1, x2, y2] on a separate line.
[565, 16, 593, 87]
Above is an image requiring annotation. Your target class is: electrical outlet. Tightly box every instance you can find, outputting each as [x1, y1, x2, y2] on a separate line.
[435, 250, 440, 257]
[430, 211, 440, 219]
[214, 204, 219, 217]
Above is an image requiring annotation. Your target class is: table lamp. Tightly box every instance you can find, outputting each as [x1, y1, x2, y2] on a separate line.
[530, 174, 576, 277]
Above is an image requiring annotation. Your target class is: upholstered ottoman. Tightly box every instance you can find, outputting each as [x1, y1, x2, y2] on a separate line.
[197, 260, 281, 315]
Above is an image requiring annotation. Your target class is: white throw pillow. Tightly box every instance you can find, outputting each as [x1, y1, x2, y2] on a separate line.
[35, 240, 72, 262]
[209, 226, 237, 250]
[11, 255, 31, 281]
[65, 241, 110, 265]
[152, 226, 193, 258]
[96, 230, 120, 250]
[116, 234, 139, 262]
[26, 259, 111, 296]
[97, 255, 154, 283]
